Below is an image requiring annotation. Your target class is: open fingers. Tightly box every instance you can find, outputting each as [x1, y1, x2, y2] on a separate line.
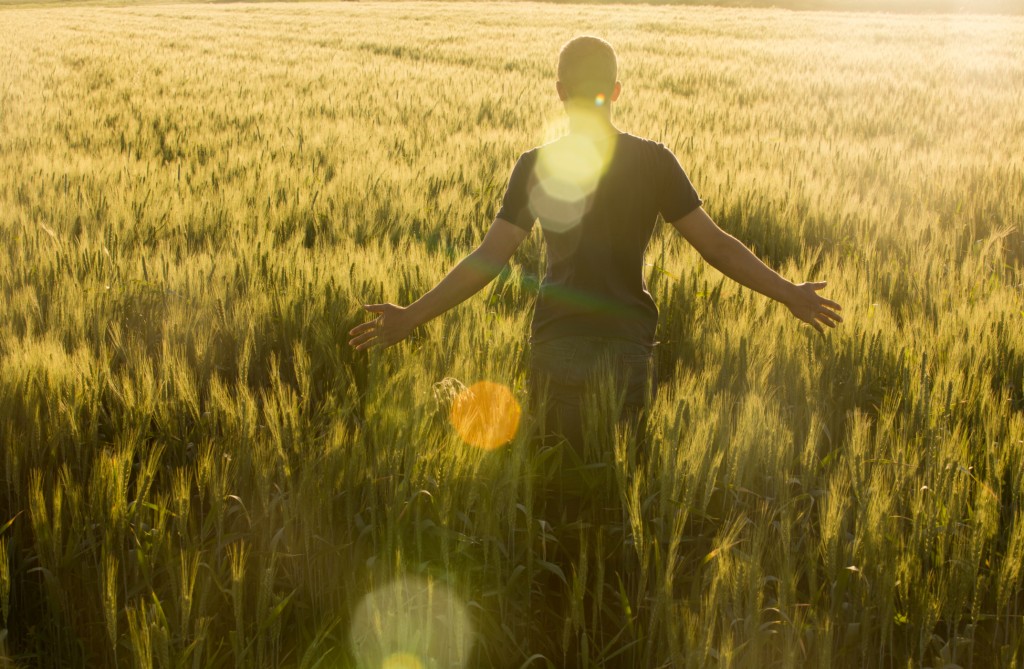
[805, 282, 842, 313]
[818, 307, 843, 324]
[348, 318, 381, 337]
[821, 298, 842, 312]
[348, 332, 376, 349]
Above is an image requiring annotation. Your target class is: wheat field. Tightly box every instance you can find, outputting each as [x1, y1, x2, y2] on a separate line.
[0, 1, 1022, 667]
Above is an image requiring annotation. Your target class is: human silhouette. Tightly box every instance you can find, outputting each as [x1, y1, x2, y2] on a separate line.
[348, 35, 843, 666]
[348, 36, 842, 450]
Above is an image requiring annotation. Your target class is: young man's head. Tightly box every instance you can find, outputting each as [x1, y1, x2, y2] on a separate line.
[557, 36, 621, 110]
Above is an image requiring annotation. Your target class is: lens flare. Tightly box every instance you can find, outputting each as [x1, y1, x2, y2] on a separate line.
[349, 576, 473, 669]
[449, 380, 521, 451]
[594, 93, 605, 107]
[529, 111, 617, 234]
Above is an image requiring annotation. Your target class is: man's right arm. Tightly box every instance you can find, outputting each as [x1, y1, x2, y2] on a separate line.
[670, 206, 843, 333]
[347, 218, 528, 350]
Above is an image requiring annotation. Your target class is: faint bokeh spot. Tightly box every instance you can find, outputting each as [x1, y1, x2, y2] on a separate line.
[349, 576, 472, 669]
[381, 652, 425, 669]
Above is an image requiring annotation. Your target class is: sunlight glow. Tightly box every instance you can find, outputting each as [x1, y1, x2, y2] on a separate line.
[381, 652, 425, 669]
[349, 577, 473, 669]
[529, 111, 617, 234]
[449, 380, 521, 451]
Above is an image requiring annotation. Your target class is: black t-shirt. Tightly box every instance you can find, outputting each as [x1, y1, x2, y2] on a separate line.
[496, 131, 702, 345]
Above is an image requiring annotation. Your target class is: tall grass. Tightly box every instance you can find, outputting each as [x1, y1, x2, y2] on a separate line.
[0, 1, 1022, 666]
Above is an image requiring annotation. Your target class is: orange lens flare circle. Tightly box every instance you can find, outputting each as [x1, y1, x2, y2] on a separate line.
[449, 381, 521, 451]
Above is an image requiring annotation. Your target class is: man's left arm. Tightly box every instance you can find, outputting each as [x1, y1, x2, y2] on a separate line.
[670, 206, 843, 333]
[348, 218, 529, 350]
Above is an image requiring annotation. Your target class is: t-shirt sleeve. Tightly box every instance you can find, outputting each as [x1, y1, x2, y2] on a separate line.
[495, 152, 537, 232]
[657, 145, 703, 222]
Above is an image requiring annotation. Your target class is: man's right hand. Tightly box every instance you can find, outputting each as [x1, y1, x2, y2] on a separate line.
[348, 303, 419, 351]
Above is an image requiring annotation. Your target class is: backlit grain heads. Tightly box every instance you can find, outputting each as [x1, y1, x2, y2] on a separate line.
[449, 380, 521, 451]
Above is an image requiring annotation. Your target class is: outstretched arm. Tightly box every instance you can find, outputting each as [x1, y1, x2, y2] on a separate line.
[348, 218, 529, 350]
[670, 207, 842, 333]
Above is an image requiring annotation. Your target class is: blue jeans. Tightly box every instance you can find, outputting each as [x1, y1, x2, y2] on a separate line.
[528, 335, 657, 458]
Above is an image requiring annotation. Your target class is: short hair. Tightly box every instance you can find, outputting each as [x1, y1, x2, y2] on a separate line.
[557, 36, 617, 99]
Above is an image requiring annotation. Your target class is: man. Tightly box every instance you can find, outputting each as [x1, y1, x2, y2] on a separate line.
[348, 36, 842, 450]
